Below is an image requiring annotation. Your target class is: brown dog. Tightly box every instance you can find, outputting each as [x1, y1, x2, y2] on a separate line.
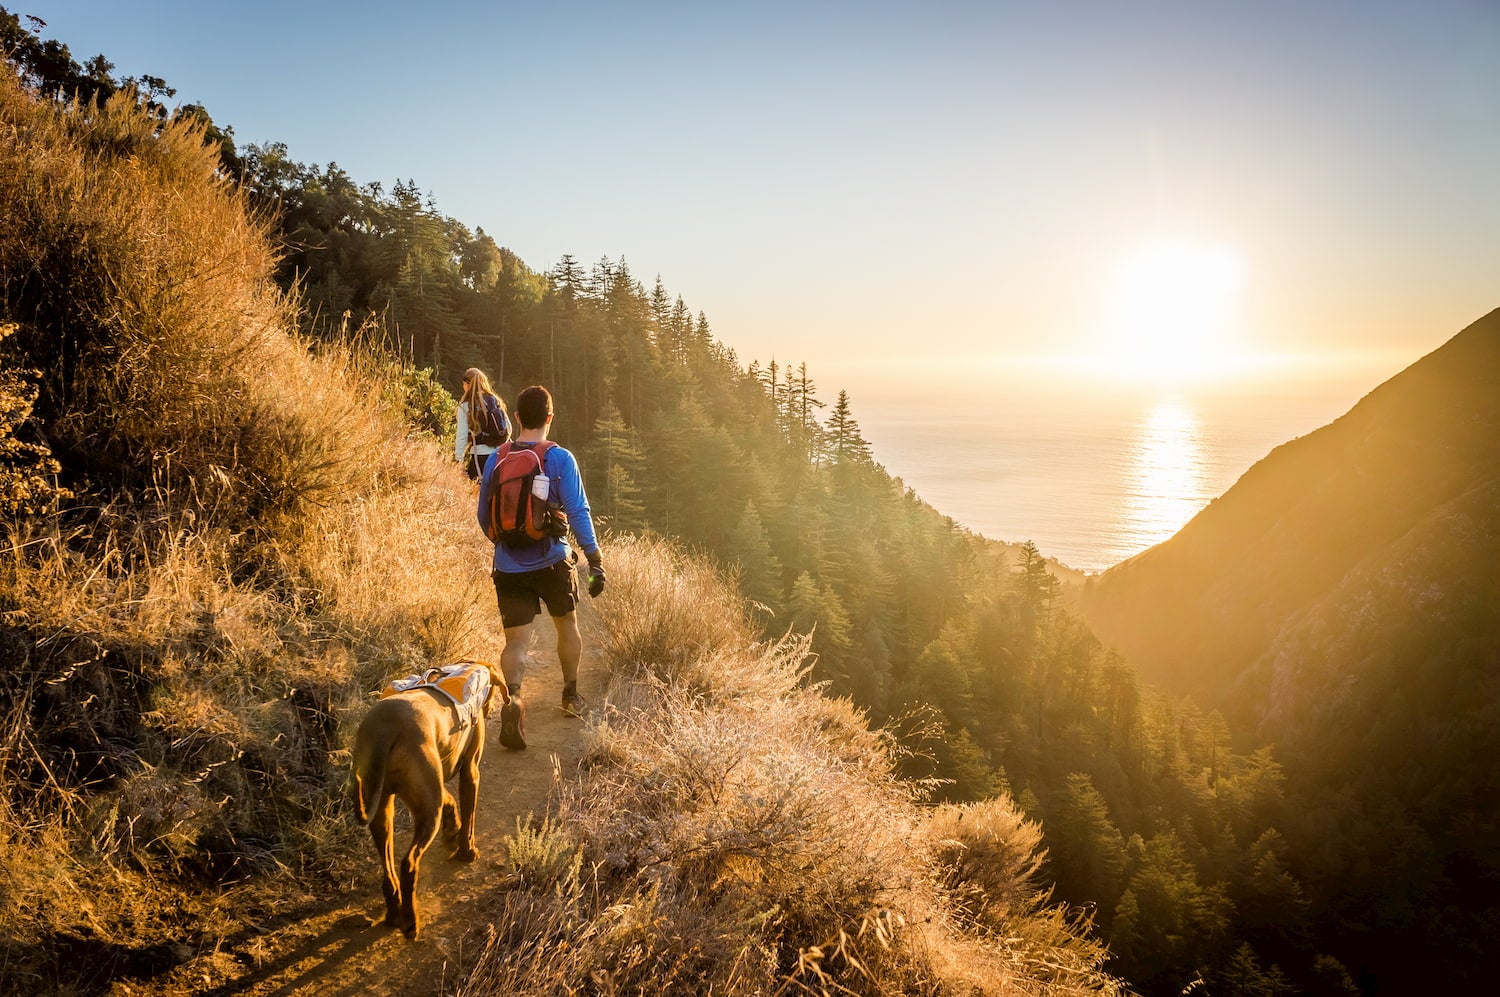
[347, 660, 505, 939]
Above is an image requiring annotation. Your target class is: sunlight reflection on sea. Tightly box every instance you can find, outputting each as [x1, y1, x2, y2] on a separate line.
[848, 365, 1385, 573]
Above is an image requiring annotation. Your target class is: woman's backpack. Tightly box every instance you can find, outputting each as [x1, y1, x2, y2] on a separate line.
[473, 394, 510, 448]
[482, 442, 567, 548]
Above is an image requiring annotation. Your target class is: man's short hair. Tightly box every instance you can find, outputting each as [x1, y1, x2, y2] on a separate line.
[516, 385, 553, 430]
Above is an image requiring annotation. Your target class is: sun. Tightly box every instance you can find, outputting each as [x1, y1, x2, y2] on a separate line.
[1098, 240, 1246, 382]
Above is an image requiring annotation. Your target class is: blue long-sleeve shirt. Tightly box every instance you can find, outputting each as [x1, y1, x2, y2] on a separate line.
[476, 441, 600, 574]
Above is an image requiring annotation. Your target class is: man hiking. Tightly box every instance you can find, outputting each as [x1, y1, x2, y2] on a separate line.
[477, 384, 604, 750]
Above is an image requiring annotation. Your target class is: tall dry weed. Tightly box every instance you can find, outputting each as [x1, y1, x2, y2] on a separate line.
[0, 65, 401, 536]
[589, 532, 794, 701]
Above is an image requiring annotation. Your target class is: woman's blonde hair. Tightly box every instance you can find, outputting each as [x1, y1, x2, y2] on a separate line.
[462, 367, 509, 435]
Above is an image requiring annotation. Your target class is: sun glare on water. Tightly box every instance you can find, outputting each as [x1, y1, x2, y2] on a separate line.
[1090, 240, 1247, 383]
[1120, 398, 1210, 554]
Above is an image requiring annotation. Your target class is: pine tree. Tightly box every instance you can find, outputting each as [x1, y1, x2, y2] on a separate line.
[1012, 540, 1061, 644]
[787, 571, 854, 691]
[790, 362, 826, 464]
[827, 389, 873, 465]
[387, 182, 471, 371]
[933, 725, 1004, 802]
[1112, 831, 1233, 989]
[904, 635, 974, 724]
[728, 500, 784, 610]
[850, 620, 893, 716]
[586, 399, 647, 533]
[1045, 772, 1128, 911]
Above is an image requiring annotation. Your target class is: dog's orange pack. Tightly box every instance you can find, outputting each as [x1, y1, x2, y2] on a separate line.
[380, 660, 504, 730]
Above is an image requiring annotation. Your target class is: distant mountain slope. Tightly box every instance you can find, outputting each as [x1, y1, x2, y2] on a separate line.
[1077, 309, 1500, 988]
[1078, 306, 1500, 732]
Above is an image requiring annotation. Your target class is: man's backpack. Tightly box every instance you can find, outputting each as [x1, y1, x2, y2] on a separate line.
[473, 394, 510, 448]
[482, 441, 567, 548]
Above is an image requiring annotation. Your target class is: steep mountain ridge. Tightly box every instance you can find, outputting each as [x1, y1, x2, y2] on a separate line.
[1078, 306, 1500, 724]
[1077, 308, 1500, 988]
[1244, 471, 1500, 767]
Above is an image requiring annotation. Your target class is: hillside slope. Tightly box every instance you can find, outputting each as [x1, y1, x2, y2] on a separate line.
[1078, 306, 1500, 723]
[1077, 307, 1500, 990]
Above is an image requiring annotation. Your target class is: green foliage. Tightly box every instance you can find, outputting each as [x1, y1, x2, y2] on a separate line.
[727, 499, 783, 609]
[932, 725, 1004, 803]
[583, 399, 647, 533]
[786, 570, 854, 692]
[1111, 832, 1234, 990]
[503, 814, 582, 887]
[1045, 773, 1127, 915]
[390, 361, 457, 439]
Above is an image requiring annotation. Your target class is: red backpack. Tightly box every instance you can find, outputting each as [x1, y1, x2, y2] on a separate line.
[482, 441, 565, 547]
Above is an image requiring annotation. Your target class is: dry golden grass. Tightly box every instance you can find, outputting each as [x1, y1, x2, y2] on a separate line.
[461, 537, 1125, 997]
[0, 62, 501, 989]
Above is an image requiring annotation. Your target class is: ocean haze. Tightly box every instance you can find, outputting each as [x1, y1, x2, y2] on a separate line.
[848, 359, 1392, 572]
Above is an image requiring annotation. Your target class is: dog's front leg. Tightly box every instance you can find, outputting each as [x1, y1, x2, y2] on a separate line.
[453, 762, 481, 862]
[453, 724, 482, 861]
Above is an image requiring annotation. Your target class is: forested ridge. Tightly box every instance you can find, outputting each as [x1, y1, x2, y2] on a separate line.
[3, 11, 1484, 995]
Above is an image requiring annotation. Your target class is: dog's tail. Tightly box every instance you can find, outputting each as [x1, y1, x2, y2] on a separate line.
[348, 738, 391, 824]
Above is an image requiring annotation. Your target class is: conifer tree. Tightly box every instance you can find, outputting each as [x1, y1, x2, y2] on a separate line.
[1112, 831, 1233, 989]
[728, 500, 784, 610]
[787, 571, 854, 691]
[668, 295, 692, 368]
[586, 399, 647, 533]
[1046, 772, 1128, 912]
[790, 362, 826, 464]
[851, 619, 893, 715]
[932, 725, 1005, 802]
[903, 632, 974, 725]
[550, 254, 586, 300]
[1013, 540, 1061, 644]
[827, 389, 872, 465]
[388, 182, 471, 372]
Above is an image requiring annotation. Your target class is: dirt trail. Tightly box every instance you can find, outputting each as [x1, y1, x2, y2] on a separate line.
[115, 621, 589, 997]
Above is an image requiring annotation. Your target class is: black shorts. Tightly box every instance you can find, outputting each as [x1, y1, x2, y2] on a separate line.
[464, 452, 491, 480]
[492, 559, 577, 628]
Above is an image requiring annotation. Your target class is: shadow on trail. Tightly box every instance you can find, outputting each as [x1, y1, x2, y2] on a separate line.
[197, 913, 388, 997]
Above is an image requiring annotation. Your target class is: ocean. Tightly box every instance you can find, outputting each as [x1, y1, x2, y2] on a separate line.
[847, 360, 1399, 574]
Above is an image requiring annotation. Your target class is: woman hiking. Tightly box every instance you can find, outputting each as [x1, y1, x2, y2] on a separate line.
[455, 367, 511, 480]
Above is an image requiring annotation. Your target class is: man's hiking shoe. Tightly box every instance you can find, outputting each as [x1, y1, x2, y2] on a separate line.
[498, 698, 527, 750]
[561, 690, 586, 717]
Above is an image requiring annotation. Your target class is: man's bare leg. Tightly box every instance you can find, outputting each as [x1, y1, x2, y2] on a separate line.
[552, 611, 581, 685]
[500, 622, 533, 691]
[553, 611, 584, 713]
[497, 622, 533, 749]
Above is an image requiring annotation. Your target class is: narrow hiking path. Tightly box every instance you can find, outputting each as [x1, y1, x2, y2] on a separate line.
[111, 617, 592, 997]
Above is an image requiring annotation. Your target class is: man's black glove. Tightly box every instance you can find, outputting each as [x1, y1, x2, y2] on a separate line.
[586, 554, 605, 598]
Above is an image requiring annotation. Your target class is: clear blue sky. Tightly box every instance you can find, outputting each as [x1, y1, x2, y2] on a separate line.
[20, 0, 1500, 392]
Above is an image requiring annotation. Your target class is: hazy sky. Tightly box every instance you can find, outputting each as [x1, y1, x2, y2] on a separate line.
[21, 0, 1500, 394]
